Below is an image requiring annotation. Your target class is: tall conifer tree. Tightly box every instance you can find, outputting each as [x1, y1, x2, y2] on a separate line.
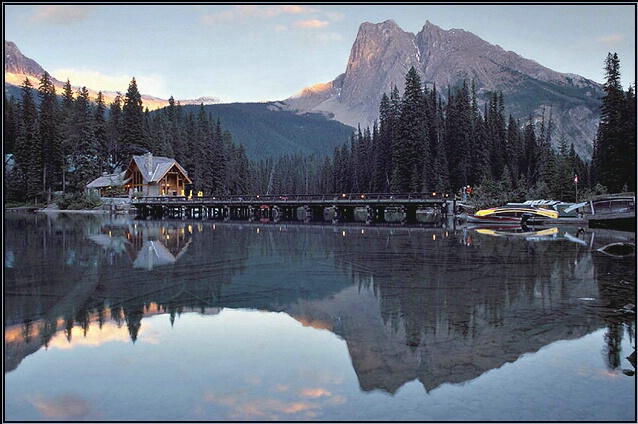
[38, 71, 62, 202]
[593, 53, 630, 192]
[16, 78, 41, 202]
[121, 77, 146, 155]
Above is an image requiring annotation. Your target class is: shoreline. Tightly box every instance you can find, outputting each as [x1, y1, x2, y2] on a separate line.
[5, 206, 132, 215]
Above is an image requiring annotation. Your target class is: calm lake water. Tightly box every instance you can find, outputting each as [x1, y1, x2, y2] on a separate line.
[4, 211, 636, 422]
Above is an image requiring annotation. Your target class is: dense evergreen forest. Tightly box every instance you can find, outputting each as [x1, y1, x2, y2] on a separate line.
[3, 53, 635, 208]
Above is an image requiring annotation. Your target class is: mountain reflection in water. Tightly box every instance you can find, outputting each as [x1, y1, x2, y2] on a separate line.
[4, 212, 635, 420]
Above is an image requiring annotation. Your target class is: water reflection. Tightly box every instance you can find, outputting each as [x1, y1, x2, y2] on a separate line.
[4, 213, 636, 400]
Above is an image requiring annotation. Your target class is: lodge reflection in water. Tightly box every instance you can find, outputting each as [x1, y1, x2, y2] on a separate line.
[4, 213, 636, 393]
[93, 221, 193, 269]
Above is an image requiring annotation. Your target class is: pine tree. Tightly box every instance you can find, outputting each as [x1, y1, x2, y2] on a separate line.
[621, 84, 636, 191]
[93, 92, 110, 172]
[68, 87, 99, 193]
[592, 53, 629, 192]
[472, 101, 490, 183]
[210, 118, 226, 194]
[121, 77, 146, 156]
[4, 93, 19, 154]
[15, 78, 42, 202]
[431, 126, 450, 194]
[536, 106, 555, 190]
[3, 93, 20, 200]
[38, 71, 62, 202]
[374, 89, 400, 192]
[487, 91, 506, 180]
[505, 115, 523, 182]
[107, 93, 124, 171]
[392, 67, 428, 192]
[445, 82, 472, 192]
[522, 116, 538, 190]
[167, 96, 186, 167]
[59, 79, 75, 192]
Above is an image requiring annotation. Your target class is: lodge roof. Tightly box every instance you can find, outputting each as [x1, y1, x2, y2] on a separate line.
[130, 153, 191, 184]
[86, 171, 129, 189]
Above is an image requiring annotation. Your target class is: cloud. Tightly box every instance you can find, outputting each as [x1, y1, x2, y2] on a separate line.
[596, 33, 624, 44]
[30, 393, 92, 419]
[292, 19, 329, 29]
[51, 68, 168, 97]
[200, 4, 319, 25]
[300, 388, 331, 398]
[28, 5, 97, 25]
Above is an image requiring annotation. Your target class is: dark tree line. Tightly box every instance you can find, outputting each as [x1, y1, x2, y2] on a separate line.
[4, 53, 634, 207]
[4, 75, 252, 204]
[320, 67, 592, 206]
[313, 55, 634, 205]
[591, 52, 636, 194]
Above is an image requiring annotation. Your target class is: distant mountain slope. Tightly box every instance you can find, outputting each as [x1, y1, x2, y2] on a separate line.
[182, 103, 355, 161]
[282, 20, 604, 161]
[3, 40, 213, 111]
[4, 40, 52, 82]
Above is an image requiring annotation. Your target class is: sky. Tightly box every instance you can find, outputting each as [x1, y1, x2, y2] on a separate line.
[3, 3, 636, 103]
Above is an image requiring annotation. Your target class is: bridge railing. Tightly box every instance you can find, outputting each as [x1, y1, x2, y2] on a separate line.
[131, 192, 454, 205]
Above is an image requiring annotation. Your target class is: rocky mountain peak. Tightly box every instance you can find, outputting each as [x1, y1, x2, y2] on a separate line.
[5, 40, 52, 82]
[283, 20, 604, 161]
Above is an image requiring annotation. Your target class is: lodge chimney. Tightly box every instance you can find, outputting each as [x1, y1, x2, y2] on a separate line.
[144, 152, 153, 177]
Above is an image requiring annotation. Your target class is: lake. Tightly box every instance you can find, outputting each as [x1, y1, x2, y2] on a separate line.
[4, 211, 636, 421]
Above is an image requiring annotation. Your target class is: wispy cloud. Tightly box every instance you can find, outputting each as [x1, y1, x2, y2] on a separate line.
[292, 19, 329, 29]
[597, 33, 624, 44]
[201, 5, 311, 25]
[28, 5, 97, 25]
[30, 393, 92, 419]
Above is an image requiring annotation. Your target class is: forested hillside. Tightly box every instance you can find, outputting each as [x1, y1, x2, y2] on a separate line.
[180, 102, 354, 161]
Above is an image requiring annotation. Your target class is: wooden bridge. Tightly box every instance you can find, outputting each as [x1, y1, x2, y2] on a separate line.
[131, 193, 456, 225]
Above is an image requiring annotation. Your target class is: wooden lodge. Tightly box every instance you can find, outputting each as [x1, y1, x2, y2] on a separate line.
[124, 152, 192, 197]
[86, 152, 192, 199]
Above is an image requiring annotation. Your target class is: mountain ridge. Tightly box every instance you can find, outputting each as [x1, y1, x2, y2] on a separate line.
[281, 19, 604, 161]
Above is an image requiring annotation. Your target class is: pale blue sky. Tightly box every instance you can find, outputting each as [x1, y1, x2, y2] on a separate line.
[3, 3, 636, 102]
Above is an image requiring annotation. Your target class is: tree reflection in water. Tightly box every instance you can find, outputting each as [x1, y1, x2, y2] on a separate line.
[4, 212, 636, 392]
